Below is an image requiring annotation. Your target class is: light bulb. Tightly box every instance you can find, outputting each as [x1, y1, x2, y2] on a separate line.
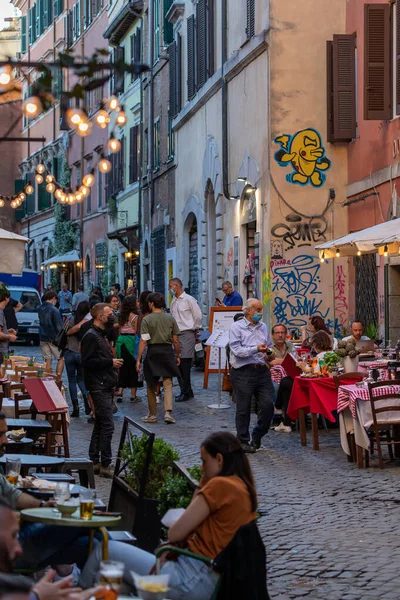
[108, 137, 121, 153]
[106, 96, 119, 111]
[66, 108, 86, 128]
[0, 64, 12, 86]
[0, 199, 4, 208]
[25, 184, 34, 195]
[18, 192, 26, 201]
[59, 193, 67, 203]
[54, 188, 63, 200]
[45, 174, 54, 183]
[23, 96, 42, 118]
[335, 248, 340, 258]
[82, 173, 95, 187]
[67, 193, 75, 204]
[357, 250, 361, 256]
[95, 109, 110, 129]
[116, 110, 127, 126]
[79, 185, 89, 197]
[77, 120, 92, 136]
[384, 245, 388, 257]
[35, 174, 44, 184]
[36, 164, 46, 174]
[46, 182, 56, 193]
[98, 158, 112, 173]
[75, 192, 82, 202]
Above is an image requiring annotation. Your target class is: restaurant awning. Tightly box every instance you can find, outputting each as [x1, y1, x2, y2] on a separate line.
[42, 250, 80, 267]
[315, 218, 400, 258]
[0, 228, 30, 274]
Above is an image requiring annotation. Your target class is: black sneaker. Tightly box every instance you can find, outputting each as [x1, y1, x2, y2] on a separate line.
[87, 416, 95, 424]
[241, 443, 256, 454]
[251, 436, 261, 450]
[175, 393, 190, 402]
[116, 396, 123, 403]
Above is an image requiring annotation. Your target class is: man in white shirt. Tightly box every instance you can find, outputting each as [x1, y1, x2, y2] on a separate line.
[169, 278, 202, 402]
[342, 321, 370, 342]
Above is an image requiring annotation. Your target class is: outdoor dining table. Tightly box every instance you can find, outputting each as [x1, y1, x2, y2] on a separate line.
[20, 507, 121, 560]
[6, 419, 52, 442]
[0, 453, 64, 476]
[337, 382, 400, 468]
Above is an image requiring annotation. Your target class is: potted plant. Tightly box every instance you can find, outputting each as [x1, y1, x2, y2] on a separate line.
[322, 351, 340, 375]
[336, 337, 360, 372]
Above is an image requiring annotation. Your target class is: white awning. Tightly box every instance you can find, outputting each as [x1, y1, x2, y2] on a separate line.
[42, 250, 80, 266]
[0, 228, 30, 274]
[315, 219, 400, 258]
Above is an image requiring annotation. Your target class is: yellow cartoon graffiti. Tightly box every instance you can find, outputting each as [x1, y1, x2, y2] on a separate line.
[274, 128, 331, 187]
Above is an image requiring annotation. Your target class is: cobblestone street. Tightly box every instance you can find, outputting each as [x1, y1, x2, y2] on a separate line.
[15, 346, 400, 599]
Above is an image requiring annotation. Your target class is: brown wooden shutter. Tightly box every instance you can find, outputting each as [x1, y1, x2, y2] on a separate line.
[187, 15, 196, 100]
[169, 40, 177, 118]
[196, 0, 206, 89]
[326, 40, 334, 143]
[177, 33, 182, 111]
[364, 3, 391, 120]
[396, 0, 400, 114]
[333, 34, 356, 141]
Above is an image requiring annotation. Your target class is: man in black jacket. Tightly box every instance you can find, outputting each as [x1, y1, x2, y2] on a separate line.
[81, 303, 123, 478]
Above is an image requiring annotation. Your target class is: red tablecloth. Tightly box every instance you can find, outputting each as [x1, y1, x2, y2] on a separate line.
[287, 376, 338, 422]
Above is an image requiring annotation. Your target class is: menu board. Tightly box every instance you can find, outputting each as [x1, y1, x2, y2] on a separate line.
[23, 377, 68, 412]
[203, 306, 242, 388]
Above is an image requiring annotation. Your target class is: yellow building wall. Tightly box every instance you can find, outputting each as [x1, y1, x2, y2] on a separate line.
[269, 0, 349, 336]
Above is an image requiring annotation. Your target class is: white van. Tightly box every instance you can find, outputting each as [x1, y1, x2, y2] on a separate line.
[8, 286, 41, 346]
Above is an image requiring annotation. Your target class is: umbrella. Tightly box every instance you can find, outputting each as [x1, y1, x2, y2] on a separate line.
[0, 228, 30, 275]
[315, 219, 400, 258]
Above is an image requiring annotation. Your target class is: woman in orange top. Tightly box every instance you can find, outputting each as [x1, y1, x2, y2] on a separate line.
[80, 432, 257, 599]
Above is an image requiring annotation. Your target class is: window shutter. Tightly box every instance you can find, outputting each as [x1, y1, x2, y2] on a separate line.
[169, 40, 177, 118]
[135, 27, 142, 63]
[364, 3, 391, 120]
[31, 4, 37, 42]
[326, 40, 334, 143]
[130, 33, 135, 82]
[114, 46, 125, 94]
[14, 180, 26, 222]
[177, 33, 182, 111]
[206, 0, 214, 78]
[163, 0, 173, 45]
[187, 15, 196, 100]
[38, 181, 50, 211]
[396, 0, 400, 115]
[332, 34, 356, 141]
[37, 0, 44, 37]
[246, 0, 255, 39]
[129, 127, 134, 184]
[196, 0, 206, 89]
[21, 16, 27, 54]
[28, 9, 32, 45]
[43, 0, 48, 29]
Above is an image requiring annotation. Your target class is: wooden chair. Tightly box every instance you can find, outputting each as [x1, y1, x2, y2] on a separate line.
[44, 411, 70, 458]
[367, 380, 400, 468]
[333, 372, 364, 463]
[4, 382, 33, 419]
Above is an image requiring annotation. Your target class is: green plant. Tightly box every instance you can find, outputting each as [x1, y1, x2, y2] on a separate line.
[108, 195, 118, 221]
[156, 465, 202, 518]
[340, 326, 348, 339]
[365, 323, 379, 341]
[120, 434, 179, 499]
[323, 352, 340, 367]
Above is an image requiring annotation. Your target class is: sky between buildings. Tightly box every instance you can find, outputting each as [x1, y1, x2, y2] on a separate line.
[0, 2, 18, 30]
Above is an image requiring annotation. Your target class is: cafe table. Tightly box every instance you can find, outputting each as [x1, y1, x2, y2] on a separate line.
[337, 382, 400, 467]
[6, 419, 52, 442]
[0, 453, 64, 476]
[20, 507, 121, 560]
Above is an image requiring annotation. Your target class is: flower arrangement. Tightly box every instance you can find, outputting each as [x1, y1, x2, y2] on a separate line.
[336, 336, 360, 359]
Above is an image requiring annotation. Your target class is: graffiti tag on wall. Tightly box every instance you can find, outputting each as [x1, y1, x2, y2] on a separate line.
[271, 213, 328, 250]
[274, 128, 331, 187]
[334, 265, 348, 329]
[271, 254, 340, 335]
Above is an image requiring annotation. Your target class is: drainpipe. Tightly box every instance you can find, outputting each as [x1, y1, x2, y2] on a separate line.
[148, 0, 154, 285]
[79, 0, 85, 289]
[221, 0, 229, 200]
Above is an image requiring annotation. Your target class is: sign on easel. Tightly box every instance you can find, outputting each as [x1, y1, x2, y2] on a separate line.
[203, 306, 242, 388]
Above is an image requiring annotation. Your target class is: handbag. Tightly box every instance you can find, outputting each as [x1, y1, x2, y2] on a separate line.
[222, 361, 233, 393]
[53, 319, 71, 351]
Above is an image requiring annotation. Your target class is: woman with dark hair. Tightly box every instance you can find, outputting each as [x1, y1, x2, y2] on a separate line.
[80, 432, 259, 600]
[115, 296, 142, 403]
[311, 330, 333, 370]
[301, 315, 337, 350]
[105, 293, 120, 315]
[64, 300, 91, 417]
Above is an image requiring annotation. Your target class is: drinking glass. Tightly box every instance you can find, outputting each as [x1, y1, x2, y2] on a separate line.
[6, 457, 21, 485]
[54, 482, 71, 503]
[98, 560, 124, 599]
[80, 488, 96, 520]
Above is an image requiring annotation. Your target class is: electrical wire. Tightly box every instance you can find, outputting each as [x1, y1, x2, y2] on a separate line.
[269, 170, 335, 219]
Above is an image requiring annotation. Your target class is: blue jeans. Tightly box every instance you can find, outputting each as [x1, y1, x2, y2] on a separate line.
[80, 541, 219, 600]
[64, 349, 87, 403]
[15, 523, 95, 569]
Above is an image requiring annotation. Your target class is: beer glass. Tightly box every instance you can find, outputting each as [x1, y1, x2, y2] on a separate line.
[80, 488, 96, 520]
[99, 560, 124, 599]
[6, 457, 21, 485]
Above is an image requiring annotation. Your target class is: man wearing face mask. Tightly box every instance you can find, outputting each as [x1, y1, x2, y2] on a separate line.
[229, 298, 275, 453]
[81, 303, 123, 478]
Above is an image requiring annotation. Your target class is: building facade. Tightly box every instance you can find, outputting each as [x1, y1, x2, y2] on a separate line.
[0, 16, 20, 60]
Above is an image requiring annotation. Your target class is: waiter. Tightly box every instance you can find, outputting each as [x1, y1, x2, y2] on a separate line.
[168, 278, 202, 402]
[229, 298, 275, 453]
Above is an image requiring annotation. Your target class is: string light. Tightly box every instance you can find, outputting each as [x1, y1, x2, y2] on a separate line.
[23, 96, 42, 119]
[35, 174, 44, 184]
[67, 192, 76, 204]
[66, 108, 87, 128]
[106, 96, 119, 111]
[36, 164, 46, 174]
[116, 109, 127, 126]
[335, 248, 340, 258]
[80, 185, 89, 197]
[384, 245, 388, 257]
[0, 199, 4, 208]
[54, 188, 63, 200]
[18, 192, 26, 202]
[77, 121, 92, 137]
[108, 136, 121, 153]
[0, 64, 12, 86]
[75, 192, 83, 202]
[45, 174, 54, 183]
[320, 252, 325, 263]
[98, 157, 112, 173]
[357, 250, 361, 256]
[25, 184, 34, 195]
[95, 109, 110, 129]
[46, 182, 56, 193]
[82, 172, 95, 188]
